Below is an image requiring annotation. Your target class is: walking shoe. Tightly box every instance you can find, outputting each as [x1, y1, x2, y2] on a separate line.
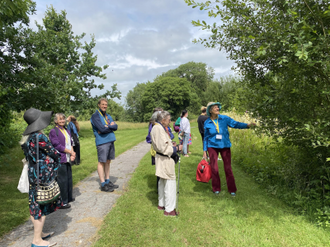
[108, 181, 119, 189]
[59, 203, 71, 209]
[157, 205, 165, 211]
[230, 192, 236, 197]
[214, 191, 220, 194]
[164, 209, 179, 216]
[101, 184, 114, 192]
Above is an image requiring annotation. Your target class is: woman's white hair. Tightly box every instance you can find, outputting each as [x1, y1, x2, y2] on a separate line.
[156, 111, 170, 122]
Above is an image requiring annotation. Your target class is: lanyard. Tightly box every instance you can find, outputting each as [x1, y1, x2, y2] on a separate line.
[56, 126, 69, 143]
[211, 119, 219, 133]
[98, 109, 109, 125]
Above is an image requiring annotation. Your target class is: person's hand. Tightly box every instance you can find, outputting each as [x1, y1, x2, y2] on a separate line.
[203, 151, 208, 160]
[104, 125, 108, 128]
[70, 155, 75, 162]
[177, 145, 183, 151]
[110, 122, 115, 126]
[172, 141, 177, 146]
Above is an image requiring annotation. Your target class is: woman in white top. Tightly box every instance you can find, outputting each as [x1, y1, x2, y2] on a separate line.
[180, 110, 190, 157]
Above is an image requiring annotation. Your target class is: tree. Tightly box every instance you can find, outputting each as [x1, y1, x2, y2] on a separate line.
[186, 0, 330, 149]
[18, 6, 116, 113]
[125, 82, 147, 122]
[0, 0, 36, 154]
[141, 77, 200, 121]
[159, 61, 214, 106]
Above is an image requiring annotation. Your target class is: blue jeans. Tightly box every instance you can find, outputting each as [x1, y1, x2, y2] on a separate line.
[183, 132, 190, 155]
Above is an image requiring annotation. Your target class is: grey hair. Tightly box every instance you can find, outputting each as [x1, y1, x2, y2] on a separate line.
[156, 111, 171, 122]
[54, 113, 66, 125]
[19, 130, 45, 145]
[150, 111, 160, 125]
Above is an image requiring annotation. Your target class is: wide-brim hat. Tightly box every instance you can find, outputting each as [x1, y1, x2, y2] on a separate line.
[23, 108, 53, 135]
[206, 102, 221, 117]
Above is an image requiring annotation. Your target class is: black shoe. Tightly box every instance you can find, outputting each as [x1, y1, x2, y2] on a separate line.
[101, 184, 114, 192]
[108, 181, 119, 189]
[59, 203, 71, 209]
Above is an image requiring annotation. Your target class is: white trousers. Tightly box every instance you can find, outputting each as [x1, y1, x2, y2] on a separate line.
[158, 178, 176, 213]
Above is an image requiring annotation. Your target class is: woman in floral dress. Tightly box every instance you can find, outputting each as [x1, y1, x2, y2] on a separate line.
[21, 108, 61, 247]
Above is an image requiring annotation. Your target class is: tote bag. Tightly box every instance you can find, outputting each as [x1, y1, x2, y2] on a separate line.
[196, 159, 212, 183]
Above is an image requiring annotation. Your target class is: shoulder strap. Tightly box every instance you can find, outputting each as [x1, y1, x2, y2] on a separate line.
[36, 133, 40, 189]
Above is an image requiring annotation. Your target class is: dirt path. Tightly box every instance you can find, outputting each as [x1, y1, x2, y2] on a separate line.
[0, 141, 150, 247]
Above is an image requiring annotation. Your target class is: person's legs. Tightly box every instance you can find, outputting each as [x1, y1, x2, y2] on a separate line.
[67, 164, 73, 202]
[183, 133, 189, 155]
[219, 148, 237, 193]
[164, 179, 177, 213]
[31, 216, 50, 246]
[158, 178, 165, 207]
[57, 163, 69, 204]
[104, 160, 110, 181]
[208, 147, 221, 192]
[97, 162, 106, 183]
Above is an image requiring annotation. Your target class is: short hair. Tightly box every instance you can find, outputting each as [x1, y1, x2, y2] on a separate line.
[156, 111, 171, 123]
[54, 113, 66, 125]
[201, 106, 207, 113]
[98, 98, 108, 105]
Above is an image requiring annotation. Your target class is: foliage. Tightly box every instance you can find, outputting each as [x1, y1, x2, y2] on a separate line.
[141, 77, 200, 121]
[186, 0, 330, 149]
[158, 61, 214, 106]
[125, 82, 147, 122]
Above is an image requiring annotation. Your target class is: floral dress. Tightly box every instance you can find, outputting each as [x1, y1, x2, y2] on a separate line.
[21, 132, 63, 219]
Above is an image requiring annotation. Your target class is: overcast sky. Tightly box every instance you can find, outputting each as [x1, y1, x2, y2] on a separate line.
[30, 0, 235, 104]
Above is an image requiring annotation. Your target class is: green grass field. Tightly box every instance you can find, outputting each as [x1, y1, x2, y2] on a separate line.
[93, 123, 330, 247]
[1, 120, 330, 246]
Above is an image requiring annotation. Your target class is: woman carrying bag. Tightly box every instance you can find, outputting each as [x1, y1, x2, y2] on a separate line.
[20, 108, 62, 247]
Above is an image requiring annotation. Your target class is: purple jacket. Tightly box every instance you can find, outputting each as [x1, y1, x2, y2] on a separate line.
[49, 126, 73, 164]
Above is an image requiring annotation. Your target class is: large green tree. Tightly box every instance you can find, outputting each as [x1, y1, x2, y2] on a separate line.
[141, 77, 200, 121]
[0, 0, 36, 152]
[159, 61, 214, 106]
[186, 0, 330, 149]
[20, 6, 116, 113]
[125, 83, 147, 122]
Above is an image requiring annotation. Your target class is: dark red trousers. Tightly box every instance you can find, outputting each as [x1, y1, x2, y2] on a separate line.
[207, 147, 237, 193]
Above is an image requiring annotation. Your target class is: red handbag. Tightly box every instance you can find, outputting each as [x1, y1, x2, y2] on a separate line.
[196, 159, 212, 183]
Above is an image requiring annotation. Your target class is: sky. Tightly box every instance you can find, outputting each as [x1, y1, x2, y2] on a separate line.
[30, 0, 235, 105]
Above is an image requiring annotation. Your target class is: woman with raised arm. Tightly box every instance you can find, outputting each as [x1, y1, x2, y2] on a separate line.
[203, 102, 256, 196]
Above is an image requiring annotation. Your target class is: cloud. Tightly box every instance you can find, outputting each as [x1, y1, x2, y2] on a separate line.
[31, 0, 235, 104]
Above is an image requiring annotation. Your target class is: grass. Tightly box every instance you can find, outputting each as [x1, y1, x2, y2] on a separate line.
[0, 121, 148, 238]
[93, 122, 330, 247]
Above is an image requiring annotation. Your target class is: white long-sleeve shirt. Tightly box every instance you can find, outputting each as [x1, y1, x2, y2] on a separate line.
[180, 117, 190, 134]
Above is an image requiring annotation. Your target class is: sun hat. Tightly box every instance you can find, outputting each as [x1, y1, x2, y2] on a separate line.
[23, 108, 53, 135]
[206, 102, 221, 117]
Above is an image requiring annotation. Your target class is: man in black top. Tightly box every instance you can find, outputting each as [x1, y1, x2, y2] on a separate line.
[197, 106, 208, 148]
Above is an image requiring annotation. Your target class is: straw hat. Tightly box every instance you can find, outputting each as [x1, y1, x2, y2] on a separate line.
[23, 108, 53, 135]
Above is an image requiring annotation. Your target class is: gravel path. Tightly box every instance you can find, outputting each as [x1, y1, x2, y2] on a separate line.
[0, 141, 150, 247]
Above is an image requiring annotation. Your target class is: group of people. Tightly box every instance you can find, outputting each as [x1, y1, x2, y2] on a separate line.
[20, 98, 117, 247]
[146, 102, 256, 217]
[20, 98, 255, 246]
